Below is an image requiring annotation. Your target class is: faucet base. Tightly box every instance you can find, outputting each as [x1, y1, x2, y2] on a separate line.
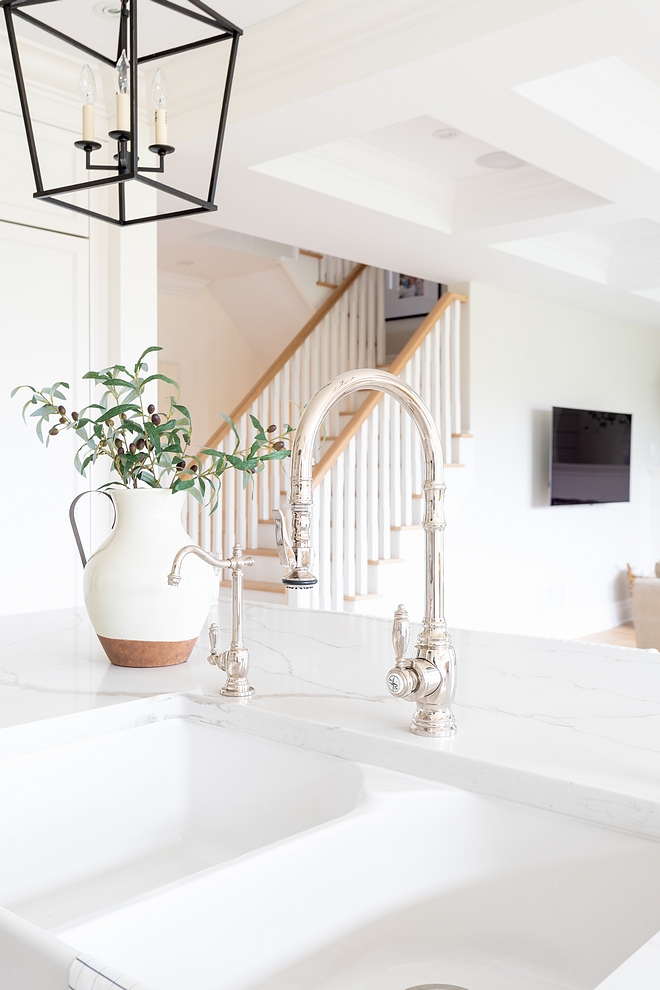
[410, 707, 457, 737]
[219, 681, 255, 699]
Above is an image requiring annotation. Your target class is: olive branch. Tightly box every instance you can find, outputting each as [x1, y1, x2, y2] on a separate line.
[12, 345, 292, 513]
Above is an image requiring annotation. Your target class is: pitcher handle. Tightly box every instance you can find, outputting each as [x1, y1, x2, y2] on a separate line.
[69, 490, 116, 569]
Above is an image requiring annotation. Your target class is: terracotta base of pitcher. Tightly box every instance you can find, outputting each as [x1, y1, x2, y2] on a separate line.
[98, 635, 197, 668]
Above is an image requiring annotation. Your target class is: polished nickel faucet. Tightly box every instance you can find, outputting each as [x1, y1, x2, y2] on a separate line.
[273, 368, 457, 737]
[168, 543, 255, 698]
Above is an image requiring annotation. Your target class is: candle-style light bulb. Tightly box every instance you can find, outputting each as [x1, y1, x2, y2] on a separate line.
[79, 64, 96, 142]
[152, 67, 168, 146]
[115, 49, 129, 132]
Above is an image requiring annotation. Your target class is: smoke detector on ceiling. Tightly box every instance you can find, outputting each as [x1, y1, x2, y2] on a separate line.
[476, 151, 525, 169]
[434, 128, 461, 139]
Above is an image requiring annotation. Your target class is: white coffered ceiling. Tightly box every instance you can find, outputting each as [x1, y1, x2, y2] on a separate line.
[155, 0, 660, 326]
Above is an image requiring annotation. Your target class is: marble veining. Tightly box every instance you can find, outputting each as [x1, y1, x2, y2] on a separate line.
[0, 602, 659, 839]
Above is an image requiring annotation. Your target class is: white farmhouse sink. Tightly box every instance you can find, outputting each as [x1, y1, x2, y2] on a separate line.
[0, 718, 362, 930]
[56, 770, 660, 990]
[1, 711, 660, 990]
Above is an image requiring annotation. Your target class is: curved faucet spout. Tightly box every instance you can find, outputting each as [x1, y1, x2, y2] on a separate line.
[168, 544, 227, 586]
[277, 368, 456, 738]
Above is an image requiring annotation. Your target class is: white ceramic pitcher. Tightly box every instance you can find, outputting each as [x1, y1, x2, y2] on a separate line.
[72, 488, 214, 667]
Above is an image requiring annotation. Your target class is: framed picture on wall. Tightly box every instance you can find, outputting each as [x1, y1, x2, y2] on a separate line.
[385, 272, 444, 321]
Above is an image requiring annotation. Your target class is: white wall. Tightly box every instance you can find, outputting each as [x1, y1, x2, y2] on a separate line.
[158, 288, 265, 450]
[0, 37, 158, 614]
[444, 282, 660, 639]
[207, 264, 314, 369]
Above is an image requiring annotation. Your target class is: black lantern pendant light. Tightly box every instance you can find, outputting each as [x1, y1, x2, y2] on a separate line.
[1, 0, 241, 225]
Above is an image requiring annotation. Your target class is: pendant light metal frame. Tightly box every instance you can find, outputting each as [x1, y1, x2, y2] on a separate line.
[1, 0, 242, 225]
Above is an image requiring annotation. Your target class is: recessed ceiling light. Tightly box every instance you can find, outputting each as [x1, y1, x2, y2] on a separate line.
[434, 129, 461, 140]
[94, 2, 121, 18]
[476, 151, 525, 170]
[176, 260, 195, 266]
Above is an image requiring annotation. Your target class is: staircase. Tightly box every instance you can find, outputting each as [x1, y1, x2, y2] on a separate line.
[185, 260, 468, 615]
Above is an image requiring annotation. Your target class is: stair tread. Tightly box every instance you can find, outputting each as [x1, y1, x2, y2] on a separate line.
[344, 592, 383, 601]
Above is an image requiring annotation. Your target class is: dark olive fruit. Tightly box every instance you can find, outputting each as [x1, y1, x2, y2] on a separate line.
[267, 424, 277, 433]
[151, 413, 161, 425]
[191, 463, 198, 473]
[116, 445, 124, 454]
[58, 405, 66, 415]
[49, 427, 58, 436]
[129, 443, 137, 454]
[121, 413, 127, 421]
[176, 460, 186, 470]
[136, 438, 145, 450]
[273, 441, 285, 450]
[71, 411, 79, 421]
[147, 404, 155, 414]
[59, 416, 66, 424]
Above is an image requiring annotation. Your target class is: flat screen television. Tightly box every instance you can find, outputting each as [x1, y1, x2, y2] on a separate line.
[550, 407, 632, 506]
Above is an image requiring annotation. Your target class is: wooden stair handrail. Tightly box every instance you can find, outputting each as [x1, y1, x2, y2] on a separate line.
[204, 262, 367, 450]
[312, 291, 467, 487]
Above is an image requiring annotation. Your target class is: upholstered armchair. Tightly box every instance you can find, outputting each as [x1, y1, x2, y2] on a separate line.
[629, 563, 660, 649]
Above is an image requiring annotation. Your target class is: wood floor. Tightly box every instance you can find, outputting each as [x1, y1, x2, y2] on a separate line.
[579, 622, 637, 648]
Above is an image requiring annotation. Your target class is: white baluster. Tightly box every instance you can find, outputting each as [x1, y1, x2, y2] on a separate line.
[258, 387, 269, 523]
[273, 373, 283, 518]
[329, 305, 339, 438]
[358, 271, 367, 369]
[318, 474, 332, 610]
[376, 267, 386, 367]
[348, 281, 359, 412]
[344, 436, 356, 600]
[223, 434, 235, 559]
[441, 311, 452, 463]
[398, 360, 411, 526]
[410, 348, 423, 499]
[201, 494, 211, 552]
[311, 323, 321, 404]
[331, 455, 344, 611]
[355, 419, 369, 595]
[367, 406, 379, 565]
[451, 298, 462, 455]
[310, 496, 320, 610]
[366, 267, 376, 368]
[390, 397, 401, 529]
[422, 332, 433, 412]
[211, 465, 223, 556]
[378, 395, 391, 560]
[235, 413, 247, 548]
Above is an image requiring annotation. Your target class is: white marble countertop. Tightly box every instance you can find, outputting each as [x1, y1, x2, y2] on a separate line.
[1, 601, 659, 840]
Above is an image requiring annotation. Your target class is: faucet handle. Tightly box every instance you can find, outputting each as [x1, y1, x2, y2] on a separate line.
[392, 604, 410, 664]
[272, 508, 295, 569]
[208, 622, 221, 666]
